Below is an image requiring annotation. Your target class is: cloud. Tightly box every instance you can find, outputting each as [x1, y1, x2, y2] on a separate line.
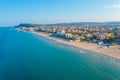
[104, 4, 120, 8]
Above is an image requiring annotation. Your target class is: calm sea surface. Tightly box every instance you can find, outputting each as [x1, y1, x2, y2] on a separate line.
[0, 27, 120, 80]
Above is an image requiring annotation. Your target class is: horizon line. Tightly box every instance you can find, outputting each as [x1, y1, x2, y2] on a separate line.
[20, 21, 120, 25]
[1, 21, 120, 27]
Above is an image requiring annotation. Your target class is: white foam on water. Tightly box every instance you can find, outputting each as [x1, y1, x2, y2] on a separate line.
[34, 33, 120, 67]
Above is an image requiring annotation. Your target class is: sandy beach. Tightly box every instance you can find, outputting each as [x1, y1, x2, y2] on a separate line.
[32, 31, 120, 60]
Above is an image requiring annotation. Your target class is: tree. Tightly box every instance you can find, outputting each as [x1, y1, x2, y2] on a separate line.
[110, 33, 115, 41]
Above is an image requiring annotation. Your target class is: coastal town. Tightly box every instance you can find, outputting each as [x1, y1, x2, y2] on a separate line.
[2, 0, 120, 79]
[15, 23, 120, 60]
[17, 23, 120, 48]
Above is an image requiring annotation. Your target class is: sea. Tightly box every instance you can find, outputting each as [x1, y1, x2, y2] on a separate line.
[0, 27, 120, 80]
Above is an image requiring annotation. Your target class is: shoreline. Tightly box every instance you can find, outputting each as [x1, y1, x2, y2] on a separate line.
[32, 31, 120, 60]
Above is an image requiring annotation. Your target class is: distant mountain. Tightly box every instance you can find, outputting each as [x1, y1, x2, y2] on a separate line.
[15, 22, 120, 27]
[15, 23, 43, 28]
[45, 22, 102, 26]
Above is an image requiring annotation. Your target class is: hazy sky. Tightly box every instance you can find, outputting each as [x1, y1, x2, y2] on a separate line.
[0, 0, 120, 26]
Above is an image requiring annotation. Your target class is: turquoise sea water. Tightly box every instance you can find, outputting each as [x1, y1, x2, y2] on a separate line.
[0, 27, 120, 80]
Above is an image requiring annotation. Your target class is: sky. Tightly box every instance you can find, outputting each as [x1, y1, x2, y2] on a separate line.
[0, 0, 120, 26]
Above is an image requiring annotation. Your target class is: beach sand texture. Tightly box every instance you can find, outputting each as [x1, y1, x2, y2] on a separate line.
[32, 31, 120, 60]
